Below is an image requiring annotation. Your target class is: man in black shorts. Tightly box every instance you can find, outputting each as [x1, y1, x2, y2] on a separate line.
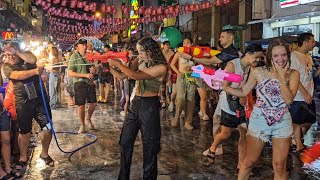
[2, 42, 54, 167]
[68, 39, 97, 133]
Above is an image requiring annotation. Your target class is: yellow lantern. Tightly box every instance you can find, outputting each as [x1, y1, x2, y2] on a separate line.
[163, 17, 176, 27]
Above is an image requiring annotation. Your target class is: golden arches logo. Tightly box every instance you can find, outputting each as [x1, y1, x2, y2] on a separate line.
[2, 32, 15, 40]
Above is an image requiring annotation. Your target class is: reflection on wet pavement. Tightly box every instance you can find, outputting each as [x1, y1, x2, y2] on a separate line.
[23, 96, 320, 180]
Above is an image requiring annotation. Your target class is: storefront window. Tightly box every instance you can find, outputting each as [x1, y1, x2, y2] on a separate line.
[297, 24, 312, 34]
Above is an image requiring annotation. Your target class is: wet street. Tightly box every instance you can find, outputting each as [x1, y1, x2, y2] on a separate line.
[23, 94, 320, 180]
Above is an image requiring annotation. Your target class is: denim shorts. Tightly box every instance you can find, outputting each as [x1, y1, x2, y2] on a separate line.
[247, 107, 293, 143]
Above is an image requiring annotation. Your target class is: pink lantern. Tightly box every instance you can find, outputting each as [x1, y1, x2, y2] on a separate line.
[138, 6, 144, 14]
[84, 5, 89, 11]
[70, 0, 77, 8]
[156, 6, 162, 15]
[61, 0, 67, 7]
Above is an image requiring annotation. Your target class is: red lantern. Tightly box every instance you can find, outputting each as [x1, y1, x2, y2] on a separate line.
[61, 0, 67, 7]
[47, 0, 51, 3]
[156, 6, 162, 15]
[194, 4, 199, 11]
[53, 0, 60, 4]
[138, 6, 144, 14]
[84, 5, 89, 11]
[123, 6, 129, 15]
[101, 4, 106, 13]
[205, 2, 211, 8]
[106, 6, 111, 13]
[112, 8, 117, 14]
[164, 7, 169, 15]
[174, 5, 180, 14]
[223, 0, 230, 5]
[168, 6, 173, 13]
[215, 0, 221, 6]
[152, 9, 156, 16]
[70, 0, 77, 8]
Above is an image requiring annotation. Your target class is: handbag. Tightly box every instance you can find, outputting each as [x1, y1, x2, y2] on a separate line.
[226, 67, 250, 118]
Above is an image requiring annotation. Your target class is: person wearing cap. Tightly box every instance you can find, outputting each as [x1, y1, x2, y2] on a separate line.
[68, 39, 97, 133]
[2, 42, 54, 170]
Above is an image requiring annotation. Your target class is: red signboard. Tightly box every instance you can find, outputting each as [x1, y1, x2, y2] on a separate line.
[1, 31, 16, 40]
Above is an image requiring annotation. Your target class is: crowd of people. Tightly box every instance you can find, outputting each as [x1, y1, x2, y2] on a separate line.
[0, 31, 319, 180]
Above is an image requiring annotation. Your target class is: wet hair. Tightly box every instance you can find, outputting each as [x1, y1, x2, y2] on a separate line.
[221, 29, 235, 37]
[244, 44, 263, 55]
[163, 41, 170, 46]
[137, 37, 167, 67]
[297, 33, 314, 47]
[266, 38, 291, 71]
[127, 47, 134, 52]
[51, 47, 59, 57]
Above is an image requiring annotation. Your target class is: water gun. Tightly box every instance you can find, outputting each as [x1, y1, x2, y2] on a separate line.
[86, 51, 129, 63]
[178, 46, 221, 58]
[191, 65, 242, 90]
[300, 142, 320, 164]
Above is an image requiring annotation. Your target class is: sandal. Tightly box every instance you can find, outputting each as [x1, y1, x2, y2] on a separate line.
[9, 169, 22, 179]
[202, 148, 215, 165]
[15, 160, 27, 170]
[0, 173, 13, 180]
[39, 155, 54, 166]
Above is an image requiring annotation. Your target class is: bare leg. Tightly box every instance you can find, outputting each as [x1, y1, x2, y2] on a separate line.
[78, 105, 86, 127]
[99, 83, 105, 100]
[292, 123, 304, 151]
[87, 103, 97, 122]
[197, 88, 208, 120]
[1, 131, 12, 172]
[237, 126, 247, 169]
[40, 130, 52, 158]
[105, 82, 111, 102]
[238, 135, 265, 180]
[272, 137, 291, 180]
[18, 133, 31, 162]
[210, 126, 234, 152]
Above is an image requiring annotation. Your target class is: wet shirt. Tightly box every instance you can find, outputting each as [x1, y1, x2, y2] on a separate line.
[291, 51, 314, 101]
[216, 44, 239, 69]
[68, 52, 93, 85]
[2, 61, 41, 103]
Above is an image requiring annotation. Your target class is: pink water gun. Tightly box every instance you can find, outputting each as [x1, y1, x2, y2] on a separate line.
[191, 65, 242, 90]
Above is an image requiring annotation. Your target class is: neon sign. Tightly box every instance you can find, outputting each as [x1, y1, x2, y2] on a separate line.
[1, 31, 15, 40]
[128, 0, 139, 37]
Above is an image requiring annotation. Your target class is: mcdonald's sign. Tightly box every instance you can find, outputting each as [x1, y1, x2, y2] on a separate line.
[1, 31, 16, 40]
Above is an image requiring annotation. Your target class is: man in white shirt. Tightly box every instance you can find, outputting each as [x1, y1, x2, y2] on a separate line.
[289, 33, 316, 152]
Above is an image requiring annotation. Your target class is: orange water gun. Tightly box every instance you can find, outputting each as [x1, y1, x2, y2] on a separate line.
[300, 142, 320, 164]
[178, 46, 221, 58]
[86, 51, 129, 63]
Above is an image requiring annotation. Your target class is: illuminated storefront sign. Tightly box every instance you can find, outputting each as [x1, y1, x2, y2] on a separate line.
[281, 0, 320, 8]
[128, 0, 139, 37]
[1, 31, 15, 40]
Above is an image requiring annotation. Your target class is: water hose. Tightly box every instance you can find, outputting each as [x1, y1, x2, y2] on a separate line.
[38, 76, 98, 161]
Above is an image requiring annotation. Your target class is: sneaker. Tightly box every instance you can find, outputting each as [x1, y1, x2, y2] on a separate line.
[120, 111, 127, 117]
[184, 123, 194, 131]
[168, 102, 174, 112]
[181, 110, 185, 118]
[78, 126, 86, 134]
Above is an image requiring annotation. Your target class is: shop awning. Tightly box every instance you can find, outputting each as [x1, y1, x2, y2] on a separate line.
[248, 11, 320, 25]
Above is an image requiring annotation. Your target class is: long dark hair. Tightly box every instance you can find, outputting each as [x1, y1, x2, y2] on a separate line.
[266, 38, 291, 71]
[137, 37, 167, 67]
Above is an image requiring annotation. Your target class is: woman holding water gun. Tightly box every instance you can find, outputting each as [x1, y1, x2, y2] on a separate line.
[223, 39, 300, 180]
[202, 44, 263, 169]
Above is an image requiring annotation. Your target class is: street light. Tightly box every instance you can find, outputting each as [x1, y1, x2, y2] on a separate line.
[95, 11, 102, 19]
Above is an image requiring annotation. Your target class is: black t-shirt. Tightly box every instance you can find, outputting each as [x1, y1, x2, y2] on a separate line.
[216, 44, 239, 69]
[2, 61, 41, 102]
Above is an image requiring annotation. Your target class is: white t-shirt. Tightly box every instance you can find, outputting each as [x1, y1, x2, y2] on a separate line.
[290, 51, 314, 101]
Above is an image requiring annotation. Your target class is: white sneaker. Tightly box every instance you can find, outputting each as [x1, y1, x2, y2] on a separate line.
[198, 111, 203, 117]
[202, 115, 210, 121]
[168, 102, 174, 112]
[181, 110, 185, 117]
[120, 111, 127, 117]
